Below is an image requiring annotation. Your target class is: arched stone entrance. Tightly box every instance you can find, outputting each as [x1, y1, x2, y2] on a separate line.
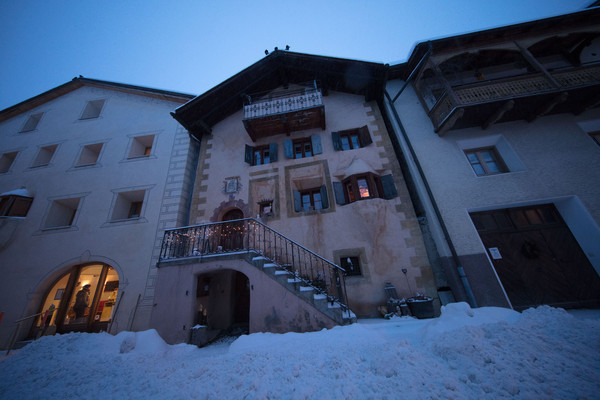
[219, 208, 245, 251]
[32, 263, 120, 338]
[195, 269, 250, 338]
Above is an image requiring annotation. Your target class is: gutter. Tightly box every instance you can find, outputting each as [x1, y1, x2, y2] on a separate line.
[384, 53, 478, 308]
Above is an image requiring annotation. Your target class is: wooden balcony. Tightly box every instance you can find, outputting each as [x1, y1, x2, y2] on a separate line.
[424, 64, 600, 135]
[243, 87, 325, 141]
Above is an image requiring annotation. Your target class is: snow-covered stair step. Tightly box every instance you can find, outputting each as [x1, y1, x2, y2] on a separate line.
[299, 286, 313, 292]
[252, 256, 269, 261]
[328, 302, 341, 309]
[287, 278, 302, 284]
[263, 263, 278, 269]
[313, 294, 327, 301]
[274, 270, 291, 276]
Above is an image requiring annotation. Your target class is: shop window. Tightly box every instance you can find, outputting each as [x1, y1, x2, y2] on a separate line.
[284, 135, 322, 159]
[333, 173, 398, 205]
[244, 143, 278, 166]
[111, 190, 145, 221]
[465, 147, 507, 176]
[31, 144, 58, 168]
[340, 256, 361, 276]
[332, 126, 372, 151]
[128, 134, 155, 159]
[75, 143, 103, 167]
[293, 186, 329, 212]
[0, 194, 33, 217]
[80, 99, 105, 120]
[44, 197, 81, 229]
[0, 151, 18, 173]
[20, 112, 43, 132]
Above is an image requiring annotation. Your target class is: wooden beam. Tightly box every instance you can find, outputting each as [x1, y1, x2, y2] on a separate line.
[483, 100, 515, 130]
[527, 92, 569, 122]
[515, 41, 561, 89]
[436, 108, 464, 136]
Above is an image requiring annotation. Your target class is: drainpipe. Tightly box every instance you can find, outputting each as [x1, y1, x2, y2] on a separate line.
[384, 50, 478, 308]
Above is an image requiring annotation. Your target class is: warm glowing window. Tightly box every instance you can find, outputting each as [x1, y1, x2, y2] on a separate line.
[334, 173, 398, 205]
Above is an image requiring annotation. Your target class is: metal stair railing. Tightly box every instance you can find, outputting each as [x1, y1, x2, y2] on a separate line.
[159, 218, 350, 312]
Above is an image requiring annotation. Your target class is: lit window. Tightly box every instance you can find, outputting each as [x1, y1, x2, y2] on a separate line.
[20, 113, 43, 132]
[32, 144, 58, 168]
[465, 147, 507, 176]
[81, 100, 105, 120]
[128, 135, 155, 159]
[0, 151, 18, 173]
[44, 197, 81, 229]
[75, 143, 103, 167]
[334, 173, 398, 205]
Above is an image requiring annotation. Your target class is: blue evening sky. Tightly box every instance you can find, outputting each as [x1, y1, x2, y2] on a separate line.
[0, 0, 592, 111]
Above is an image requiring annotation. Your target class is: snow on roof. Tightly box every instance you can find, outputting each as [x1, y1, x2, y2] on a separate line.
[0, 188, 32, 197]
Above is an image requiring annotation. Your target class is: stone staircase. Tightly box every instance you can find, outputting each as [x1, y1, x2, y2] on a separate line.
[248, 253, 356, 326]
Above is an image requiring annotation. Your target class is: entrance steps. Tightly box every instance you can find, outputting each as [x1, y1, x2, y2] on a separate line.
[250, 254, 356, 326]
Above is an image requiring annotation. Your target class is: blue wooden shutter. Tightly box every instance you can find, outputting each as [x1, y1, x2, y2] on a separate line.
[320, 185, 329, 209]
[331, 132, 341, 151]
[284, 139, 294, 159]
[311, 135, 322, 155]
[244, 145, 253, 165]
[358, 126, 372, 147]
[333, 182, 346, 205]
[381, 174, 398, 199]
[269, 142, 278, 162]
[293, 190, 302, 212]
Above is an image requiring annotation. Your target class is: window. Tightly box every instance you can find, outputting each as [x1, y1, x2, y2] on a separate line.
[465, 147, 507, 176]
[244, 143, 278, 166]
[293, 186, 329, 212]
[284, 136, 322, 159]
[20, 113, 43, 132]
[75, 143, 103, 167]
[590, 131, 600, 147]
[44, 197, 81, 229]
[0, 194, 33, 217]
[128, 135, 155, 159]
[332, 126, 372, 151]
[111, 190, 145, 221]
[340, 256, 361, 276]
[258, 200, 273, 217]
[0, 151, 18, 173]
[334, 173, 398, 205]
[80, 99, 105, 120]
[32, 144, 58, 168]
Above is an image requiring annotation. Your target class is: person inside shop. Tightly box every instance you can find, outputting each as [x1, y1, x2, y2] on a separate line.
[73, 284, 91, 319]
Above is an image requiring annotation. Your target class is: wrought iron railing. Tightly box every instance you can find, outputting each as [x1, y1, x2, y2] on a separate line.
[159, 218, 349, 311]
[243, 87, 323, 120]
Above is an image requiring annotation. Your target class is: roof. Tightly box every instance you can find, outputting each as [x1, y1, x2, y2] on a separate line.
[0, 77, 196, 122]
[171, 50, 388, 139]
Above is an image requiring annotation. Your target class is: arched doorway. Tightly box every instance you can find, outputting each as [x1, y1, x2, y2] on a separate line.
[220, 208, 245, 251]
[32, 263, 119, 337]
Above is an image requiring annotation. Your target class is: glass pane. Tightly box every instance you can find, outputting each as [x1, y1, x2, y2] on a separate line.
[263, 150, 270, 164]
[64, 265, 103, 325]
[341, 137, 350, 151]
[302, 194, 311, 211]
[254, 150, 261, 165]
[525, 209, 542, 225]
[472, 163, 485, 176]
[304, 143, 312, 158]
[313, 193, 322, 210]
[486, 161, 501, 173]
[480, 150, 494, 162]
[358, 178, 370, 198]
[466, 152, 479, 163]
[97, 267, 119, 322]
[36, 273, 71, 328]
[294, 143, 303, 159]
[350, 135, 360, 149]
[509, 209, 529, 228]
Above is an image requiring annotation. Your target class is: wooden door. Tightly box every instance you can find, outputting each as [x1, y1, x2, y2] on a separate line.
[220, 209, 244, 250]
[471, 204, 600, 310]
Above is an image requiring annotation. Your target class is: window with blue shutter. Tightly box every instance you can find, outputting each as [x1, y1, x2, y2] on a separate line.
[380, 174, 398, 199]
[333, 126, 372, 151]
[245, 143, 278, 165]
[311, 135, 322, 155]
[294, 186, 329, 212]
[336, 172, 396, 204]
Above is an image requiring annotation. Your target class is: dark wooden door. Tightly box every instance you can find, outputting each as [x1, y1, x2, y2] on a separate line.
[471, 204, 600, 310]
[220, 209, 244, 250]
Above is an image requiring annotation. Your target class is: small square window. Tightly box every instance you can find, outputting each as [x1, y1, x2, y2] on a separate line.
[0, 151, 18, 173]
[128, 135, 155, 159]
[258, 200, 273, 217]
[76, 143, 103, 167]
[464, 147, 507, 176]
[81, 100, 105, 120]
[20, 113, 43, 132]
[44, 197, 80, 229]
[253, 146, 270, 165]
[590, 131, 600, 147]
[332, 126, 372, 151]
[340, 256, 361, 276]
[0, 195, 33, 217]
[32, 145, 58, 168]
[111, 190, 145, 221]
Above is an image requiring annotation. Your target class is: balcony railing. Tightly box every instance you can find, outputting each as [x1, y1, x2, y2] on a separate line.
[243, 87, 323, 120]
[424, 64, 600, 133]
[159, 218, 349, 311]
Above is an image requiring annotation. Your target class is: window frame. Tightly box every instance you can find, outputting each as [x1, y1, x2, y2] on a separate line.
[0, 195, 33, 217]
[293, 138, 313, 159]
[127, 134, 156, 159]
[20, 112, 44, 133]
[0, 151, 19, 174]
[332, 126, 372, 151]
[342, 173, 382, 203]
[464, 147, 508, 176]
[43, 197, 82, 230]
[110, 190, 147, 222]
[293, 186, 329, 213]
[80, 99, 105, 120]
[340, 256, 361, 276]
[31, 144, 59, 168]
[75, 142, 104, 167]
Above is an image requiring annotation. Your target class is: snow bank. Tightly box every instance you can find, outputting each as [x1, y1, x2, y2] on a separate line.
[1, 304, 598, 399]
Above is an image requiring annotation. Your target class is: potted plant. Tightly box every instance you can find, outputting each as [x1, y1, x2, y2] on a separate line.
[406, 292, 435, 319]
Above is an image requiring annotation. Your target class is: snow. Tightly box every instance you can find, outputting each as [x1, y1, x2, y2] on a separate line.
[1, 303, 599, 399]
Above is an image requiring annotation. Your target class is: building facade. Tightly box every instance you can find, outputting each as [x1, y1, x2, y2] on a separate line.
[0, 78, 196, 349]
[384, 7, 600, 310]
